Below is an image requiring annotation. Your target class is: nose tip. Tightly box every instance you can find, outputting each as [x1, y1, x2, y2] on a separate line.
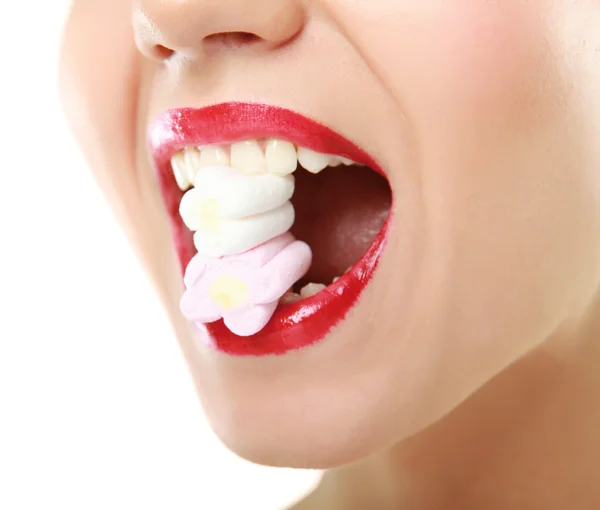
[133, 0, 306, 61]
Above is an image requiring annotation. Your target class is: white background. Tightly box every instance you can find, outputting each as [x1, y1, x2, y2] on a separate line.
[0, 2, 320, 509]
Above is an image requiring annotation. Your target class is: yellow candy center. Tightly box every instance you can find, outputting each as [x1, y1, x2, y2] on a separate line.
[198, 198, 220, 233]
[209, 275, 249, 310]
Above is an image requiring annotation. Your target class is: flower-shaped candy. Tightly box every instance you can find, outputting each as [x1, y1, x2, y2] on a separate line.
[180, 233, 312, 336]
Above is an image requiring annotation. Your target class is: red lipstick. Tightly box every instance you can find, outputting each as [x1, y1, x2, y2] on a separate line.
[148, 102, 390, 356]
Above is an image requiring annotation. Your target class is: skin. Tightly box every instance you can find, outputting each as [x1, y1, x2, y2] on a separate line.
[60, 1, 600, 508]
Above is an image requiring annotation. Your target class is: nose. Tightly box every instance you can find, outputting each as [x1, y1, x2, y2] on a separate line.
[133, 0, 306, 61]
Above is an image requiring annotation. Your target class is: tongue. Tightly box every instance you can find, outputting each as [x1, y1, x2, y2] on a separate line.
[291, 166, 392, 285]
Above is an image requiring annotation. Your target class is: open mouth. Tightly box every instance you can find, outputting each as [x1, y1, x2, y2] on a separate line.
[148, 103, 392, 356]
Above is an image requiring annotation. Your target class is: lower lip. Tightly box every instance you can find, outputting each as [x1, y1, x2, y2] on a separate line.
[202, 218, 389, 356]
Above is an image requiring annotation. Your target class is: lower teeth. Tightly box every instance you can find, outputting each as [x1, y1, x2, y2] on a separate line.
[279, 292, 302, 305]
[279, 279, 343, 306]
[300, 282, 327, 298]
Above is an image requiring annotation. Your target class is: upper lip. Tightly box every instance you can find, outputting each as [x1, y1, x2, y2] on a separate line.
[148, 102, 385, 181]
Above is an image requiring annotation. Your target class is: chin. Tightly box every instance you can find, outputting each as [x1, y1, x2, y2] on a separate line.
[196, 371, 414, 469]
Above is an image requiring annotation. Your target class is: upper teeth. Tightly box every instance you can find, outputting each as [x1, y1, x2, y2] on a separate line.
[170, 139, 362, 191]
[199, 145, 229, 169]
[297, 147, 331, 174]
[231, 140, 267, 175]
[265, 139, 298, 176]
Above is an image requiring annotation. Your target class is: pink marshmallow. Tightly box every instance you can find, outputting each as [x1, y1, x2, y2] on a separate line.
[180, 233, 312, 336]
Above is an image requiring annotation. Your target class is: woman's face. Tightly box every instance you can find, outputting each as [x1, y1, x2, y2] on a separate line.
[60, 0, 600, 468]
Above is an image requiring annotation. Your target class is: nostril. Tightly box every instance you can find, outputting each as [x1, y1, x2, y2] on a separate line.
[153, 44, 175, 60]
[204, 31, 262, 49]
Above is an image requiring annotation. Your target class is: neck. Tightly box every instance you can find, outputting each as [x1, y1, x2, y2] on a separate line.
[303, 305, 600, 510]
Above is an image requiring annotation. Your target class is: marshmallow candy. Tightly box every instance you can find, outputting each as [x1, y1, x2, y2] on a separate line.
[180, 165, 294, 228]
[179, 165, 297, 257]
[193, 202, 295, 257]
[180, 233, 313, 336]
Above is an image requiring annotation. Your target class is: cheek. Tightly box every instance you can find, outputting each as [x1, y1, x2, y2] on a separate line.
[342, 2, 599, 370]
[60, 0, 141, 228]
[338, 1, 551, 134]
[420, 4, 544, 116]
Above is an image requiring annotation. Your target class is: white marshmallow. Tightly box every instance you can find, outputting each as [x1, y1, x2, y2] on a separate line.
[193, 202, 295, 257]
[192, 165, 294, 219]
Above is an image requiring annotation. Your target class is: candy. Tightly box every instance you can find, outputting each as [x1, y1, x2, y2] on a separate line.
[193, 202, 295, 257]
[180, 233, 312, 336]
[179, 165, 296, 257]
